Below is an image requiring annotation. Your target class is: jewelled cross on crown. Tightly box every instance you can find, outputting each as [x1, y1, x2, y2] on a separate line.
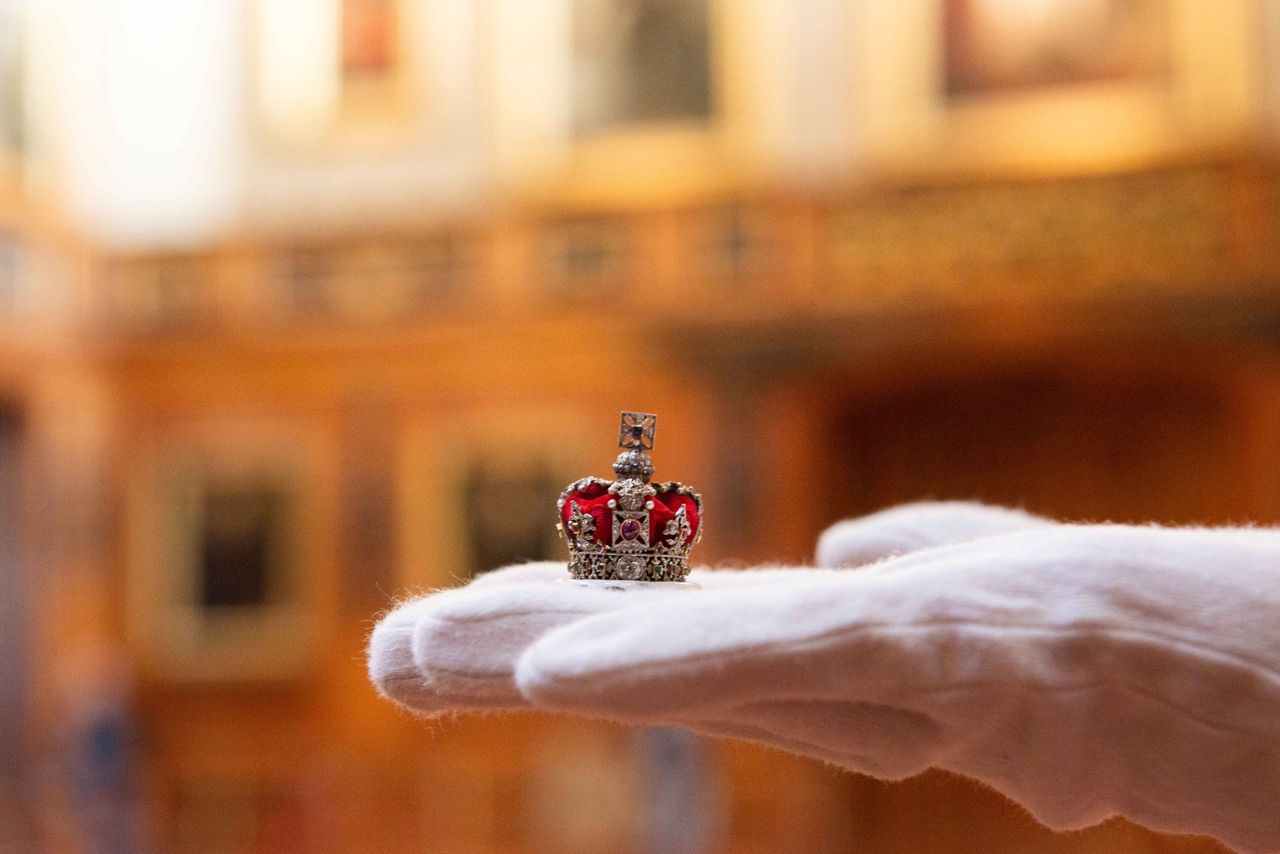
[618, 411, 656, 452]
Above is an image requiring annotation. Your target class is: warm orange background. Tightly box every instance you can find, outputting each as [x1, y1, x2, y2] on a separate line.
[2, 1, 1277, 851]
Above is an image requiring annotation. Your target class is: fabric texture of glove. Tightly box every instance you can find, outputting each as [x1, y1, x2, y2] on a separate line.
[368, 502, 1280, 853]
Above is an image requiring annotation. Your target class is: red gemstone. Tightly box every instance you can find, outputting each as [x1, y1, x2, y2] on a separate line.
[620, 519, 642, 540]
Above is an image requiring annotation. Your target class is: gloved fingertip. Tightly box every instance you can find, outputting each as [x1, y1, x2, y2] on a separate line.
[816, 501, 1051, 568]
[367, 597, 433, 685]
[368, 600, 455, 712]
[409, 581, 682, 712]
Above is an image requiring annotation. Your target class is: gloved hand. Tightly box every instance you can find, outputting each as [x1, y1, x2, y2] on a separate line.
[368, 502, 1280, 853]
[369, 501, 1045, 711]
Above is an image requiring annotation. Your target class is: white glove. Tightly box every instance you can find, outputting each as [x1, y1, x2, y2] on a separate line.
[368, 503, 1280, 853]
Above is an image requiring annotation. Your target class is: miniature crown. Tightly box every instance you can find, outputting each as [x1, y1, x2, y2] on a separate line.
[556, 412, 702, 582]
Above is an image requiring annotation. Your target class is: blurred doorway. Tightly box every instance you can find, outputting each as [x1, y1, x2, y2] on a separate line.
[832, 363, 1258, 526]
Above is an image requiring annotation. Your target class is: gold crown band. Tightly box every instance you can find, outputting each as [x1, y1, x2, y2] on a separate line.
[568, 551, 691, 583]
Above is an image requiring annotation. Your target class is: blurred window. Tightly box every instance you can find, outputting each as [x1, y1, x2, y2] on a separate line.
[199, 486, 290, 609]
[573, 0, 713, 136]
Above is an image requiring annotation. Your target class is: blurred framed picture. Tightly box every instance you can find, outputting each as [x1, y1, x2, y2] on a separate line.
[399, 409, 591, 589]
[854, 0, 1258, 174]
[245, 0, 485, 227]
[491, 0, 762, 205]
[571, 0, 714, 137]
[249, 0, 483, 156]
[252, 0, 411, 148]
[943, 0, 1171, 98]
[126, 427, 319, 681]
